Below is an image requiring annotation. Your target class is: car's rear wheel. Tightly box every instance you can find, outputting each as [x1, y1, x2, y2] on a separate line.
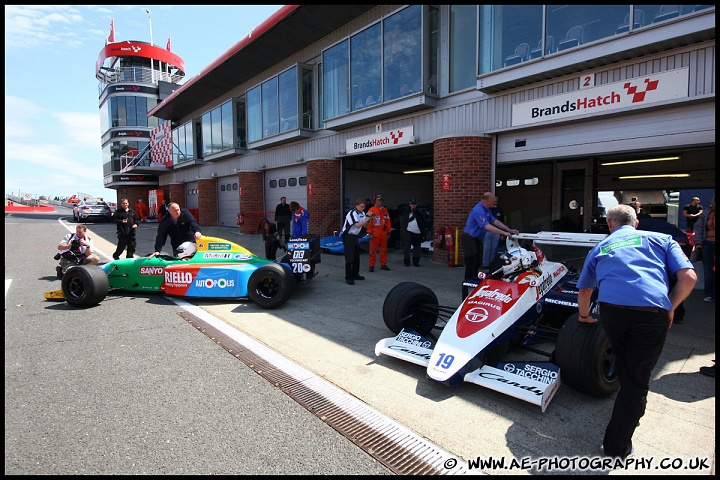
[554, 313, 618, 398]
[248, 263, 295, 309]
[382, 282, 439, 336]
[61, 265, 109, 308]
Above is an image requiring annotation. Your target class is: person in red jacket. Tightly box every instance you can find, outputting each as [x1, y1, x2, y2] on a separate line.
[367, 194, 392, 272]
[135, 198, 150, 222]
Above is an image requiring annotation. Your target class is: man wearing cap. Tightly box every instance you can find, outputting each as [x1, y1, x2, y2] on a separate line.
[401, 199, 426, 267]
[367, 194, 392, 272]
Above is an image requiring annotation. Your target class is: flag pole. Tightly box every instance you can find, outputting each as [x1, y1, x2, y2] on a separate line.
[146, 9, 154, 83]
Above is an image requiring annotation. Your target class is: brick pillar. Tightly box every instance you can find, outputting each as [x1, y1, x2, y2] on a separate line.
[197, 179, 218, 227]
[432, 136, 493, 265]
[167, 184, 185, 208]
[238, 171, 264, 234]
[305, 159, 341, 236]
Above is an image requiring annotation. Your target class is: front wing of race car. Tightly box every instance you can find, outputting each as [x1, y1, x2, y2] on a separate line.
[375, 329, 561, 412]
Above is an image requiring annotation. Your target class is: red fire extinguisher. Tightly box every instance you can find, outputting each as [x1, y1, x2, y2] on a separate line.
[444, 227, 454, 250]
[434, 227, 444, 248]
[236, 213, 244, 226]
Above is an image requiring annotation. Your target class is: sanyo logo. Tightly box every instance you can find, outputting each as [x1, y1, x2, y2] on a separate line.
[140, 266, 164, 275]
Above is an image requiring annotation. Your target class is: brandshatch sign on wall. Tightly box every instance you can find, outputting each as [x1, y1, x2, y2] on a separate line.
[346, 126, 415, 155]
[512, 68, 689, 127]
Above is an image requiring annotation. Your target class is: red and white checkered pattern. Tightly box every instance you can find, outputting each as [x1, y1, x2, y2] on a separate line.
[150, 122, 173, 167]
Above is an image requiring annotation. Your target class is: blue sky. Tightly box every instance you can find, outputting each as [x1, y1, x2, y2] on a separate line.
[4, 5, 282, 200]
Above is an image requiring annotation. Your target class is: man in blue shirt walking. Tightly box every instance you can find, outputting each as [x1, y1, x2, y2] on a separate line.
[576, 204, 696, 459]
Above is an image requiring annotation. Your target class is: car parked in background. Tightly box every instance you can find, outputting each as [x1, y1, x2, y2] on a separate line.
[72, 199, 113, 222]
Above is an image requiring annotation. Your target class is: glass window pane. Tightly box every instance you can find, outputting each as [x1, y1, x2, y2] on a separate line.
[185, 122, 194, 160]
[279, 67, 298, 132]
[351, 23, 381, 111]
[322, 39, 350, 120]
[247, 87, 261, 143]
[547, 5, 630, 52]
[137, 97, 148, 127]
[201, 112, 212, 156]
[211, 106, 222, 153]
[449, 5, 477, 92]
[221, 101, 233, 150]
[262, 77, 279, 137]
[288, 177, 297, 186]
[126, 97, 137, 126]
[479, 5, 543, 73]
[383, 5, 422, 102]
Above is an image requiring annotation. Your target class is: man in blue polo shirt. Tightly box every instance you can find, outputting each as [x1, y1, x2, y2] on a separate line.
[576, 204, 696, 459]
[461, 191, 518, 280]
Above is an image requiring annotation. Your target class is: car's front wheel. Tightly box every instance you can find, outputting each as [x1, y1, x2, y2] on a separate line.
[248, 263, 295, 309]
[61, 265, 109, 308]
[382, 282, 439, 336]
[554, 313, 618, 398]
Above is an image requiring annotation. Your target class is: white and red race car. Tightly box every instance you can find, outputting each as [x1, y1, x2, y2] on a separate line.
[375, 232, 616, 412]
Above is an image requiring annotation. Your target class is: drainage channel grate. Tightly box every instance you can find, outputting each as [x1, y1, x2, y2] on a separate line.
[178, 309, 470, 475]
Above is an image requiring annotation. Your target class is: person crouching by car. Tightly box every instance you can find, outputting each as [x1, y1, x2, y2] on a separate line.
[152, 202, 202, 257]
[57, 225, 100, 270]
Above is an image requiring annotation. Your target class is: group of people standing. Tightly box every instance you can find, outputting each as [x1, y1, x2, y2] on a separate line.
[258, 197, 311, 260]
[340, 195, 430, 285]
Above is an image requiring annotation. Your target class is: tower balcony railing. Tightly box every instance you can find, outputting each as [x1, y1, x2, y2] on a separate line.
[97, 66, 184, 95]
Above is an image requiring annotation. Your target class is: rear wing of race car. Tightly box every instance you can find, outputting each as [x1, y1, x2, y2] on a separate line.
[513, 231, 607, 248]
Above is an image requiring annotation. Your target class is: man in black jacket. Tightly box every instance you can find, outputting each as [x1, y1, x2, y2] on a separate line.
[274, 196, 292, 243]
[152, 202, 202, 256]
[112, 198, 139, 260]
[401, 199, 427, 267]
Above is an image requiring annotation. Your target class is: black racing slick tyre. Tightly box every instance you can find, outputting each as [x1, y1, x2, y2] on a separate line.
[61, 265, 109, 308]
[248, 263, 295, 309]
[554, 313, 618, 398]
[382, 282, 439, 336]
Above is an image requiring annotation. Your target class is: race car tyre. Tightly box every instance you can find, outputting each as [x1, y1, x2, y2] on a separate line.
[383, 282, 439, 336]
[248, 263, 295, 309]
[554, 313, 618, 398]
[61, 265, 109, 308]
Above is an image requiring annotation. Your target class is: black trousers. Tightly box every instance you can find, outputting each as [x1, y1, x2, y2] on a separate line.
[343, 233, 360, 279]
[114, 233, 137, 259]
[600, 303, 669, 458]
[462, 233, 483, 280]
[402, 230, 423, 265]
[276, 220, 291, 242]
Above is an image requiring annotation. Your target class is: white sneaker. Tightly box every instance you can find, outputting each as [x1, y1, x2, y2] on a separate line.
[704, 296, 714, 302]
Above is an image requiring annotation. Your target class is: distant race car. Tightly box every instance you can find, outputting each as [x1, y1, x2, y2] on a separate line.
[54, 235, 320, 310]
[374, 232, 617, 412]
[320, 232, 370, 254]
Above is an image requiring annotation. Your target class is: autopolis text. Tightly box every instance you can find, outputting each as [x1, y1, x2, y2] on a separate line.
[451, 455, 711, 472]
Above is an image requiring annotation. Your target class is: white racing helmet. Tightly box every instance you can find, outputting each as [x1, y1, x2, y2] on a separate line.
[175, 241, 197, 259]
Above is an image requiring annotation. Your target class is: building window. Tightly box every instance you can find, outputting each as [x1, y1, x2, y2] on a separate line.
[288, 177, 297, 187]
[172, 121, 194, 165]
[322, 5, 426, 121]
[478, 5, 660, 74]
[450, 5, 478, 92]
[247, 66, 303, 142]
[200, 100, 234, 155]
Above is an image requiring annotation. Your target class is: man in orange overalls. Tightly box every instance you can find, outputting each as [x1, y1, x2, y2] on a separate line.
[135, 198, 149, 222]
[367, 194, 392, 272]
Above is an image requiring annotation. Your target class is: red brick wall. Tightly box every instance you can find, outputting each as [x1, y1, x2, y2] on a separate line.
[306, 159, 341, 235]
[238, 171, 264, 234]
[432, 136, 493, 265]
[197, 179, 218, 226]
[168, 184, 185, 208]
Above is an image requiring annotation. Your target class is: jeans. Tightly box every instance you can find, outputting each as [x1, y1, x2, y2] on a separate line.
[483, 232, 500, 267]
